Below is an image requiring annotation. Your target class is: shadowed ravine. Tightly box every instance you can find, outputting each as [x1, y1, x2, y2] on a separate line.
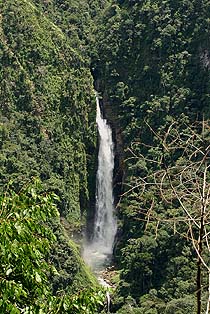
[83, 95, 117, 280]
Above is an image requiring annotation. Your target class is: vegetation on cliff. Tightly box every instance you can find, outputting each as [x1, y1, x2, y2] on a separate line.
[0, 0, 210, 313]
[0, 179, 105, 313]
[0, 0, 99, 227]
[0, 0, 105, 312]
[95, 0, 210, 313]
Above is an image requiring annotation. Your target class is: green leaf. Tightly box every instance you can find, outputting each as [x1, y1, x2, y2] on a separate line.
[14, 223, 22, 235]
[35, 272, 42, 283]
[6, 268, 13, 276]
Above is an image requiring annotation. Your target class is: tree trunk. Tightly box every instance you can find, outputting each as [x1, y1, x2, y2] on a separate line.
[197, 212, 204, 314]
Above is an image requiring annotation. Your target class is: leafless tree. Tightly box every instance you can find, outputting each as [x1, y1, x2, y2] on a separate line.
[121, 119, 210, 314]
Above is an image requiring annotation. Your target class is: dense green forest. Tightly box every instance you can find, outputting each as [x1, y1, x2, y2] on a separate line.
[0, 0, 104, 312]
[95, 1, 210, 313]
[0, 0, 210, 313]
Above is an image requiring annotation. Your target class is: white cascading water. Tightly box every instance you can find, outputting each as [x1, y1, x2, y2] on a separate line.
[83, 95, 117, 274]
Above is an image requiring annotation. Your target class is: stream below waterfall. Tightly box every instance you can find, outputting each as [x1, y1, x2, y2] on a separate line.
[83, 94, 117, 282]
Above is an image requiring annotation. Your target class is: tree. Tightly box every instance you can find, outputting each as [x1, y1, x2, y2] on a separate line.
[0, 179, 107, 313]
[122, 120, 210, 314]
[0, 179, 60, 312]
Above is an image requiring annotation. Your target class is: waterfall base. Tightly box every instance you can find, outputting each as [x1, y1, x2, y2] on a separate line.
[83, 242, 112, 273]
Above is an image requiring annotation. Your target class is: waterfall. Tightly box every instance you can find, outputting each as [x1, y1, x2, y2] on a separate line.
[83, 95, 117, 273]
[93, 96, 117, 253]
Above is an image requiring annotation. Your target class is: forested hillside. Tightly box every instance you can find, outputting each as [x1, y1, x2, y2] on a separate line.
[94, 0, 210, 313]
[0, 0, 98, 225]
[0, 0, 104, 312]
[0, 0, 210, 313]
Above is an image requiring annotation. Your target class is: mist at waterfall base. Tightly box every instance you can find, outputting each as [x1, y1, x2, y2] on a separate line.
[83, 96, 117, 275]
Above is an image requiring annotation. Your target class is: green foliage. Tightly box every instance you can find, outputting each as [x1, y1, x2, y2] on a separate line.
[0, 179, 58, 312]
[0, 180, 107, 313]
[59, 288, 105, 314]
[120, 236, 158, 297]
[94, 0, 210, 312]
[48, 222, 98, 295]
[164, 296, 196, 314]
[0, 0, 112, 313]
[1, 0, 209, 313]
[0, 0, 97, 228]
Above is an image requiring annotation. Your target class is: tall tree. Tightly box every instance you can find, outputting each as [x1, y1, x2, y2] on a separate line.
[123, 120, 210, 313]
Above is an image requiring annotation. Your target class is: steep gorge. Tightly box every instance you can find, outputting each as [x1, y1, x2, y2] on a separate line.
[0, 0, 210, 313]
